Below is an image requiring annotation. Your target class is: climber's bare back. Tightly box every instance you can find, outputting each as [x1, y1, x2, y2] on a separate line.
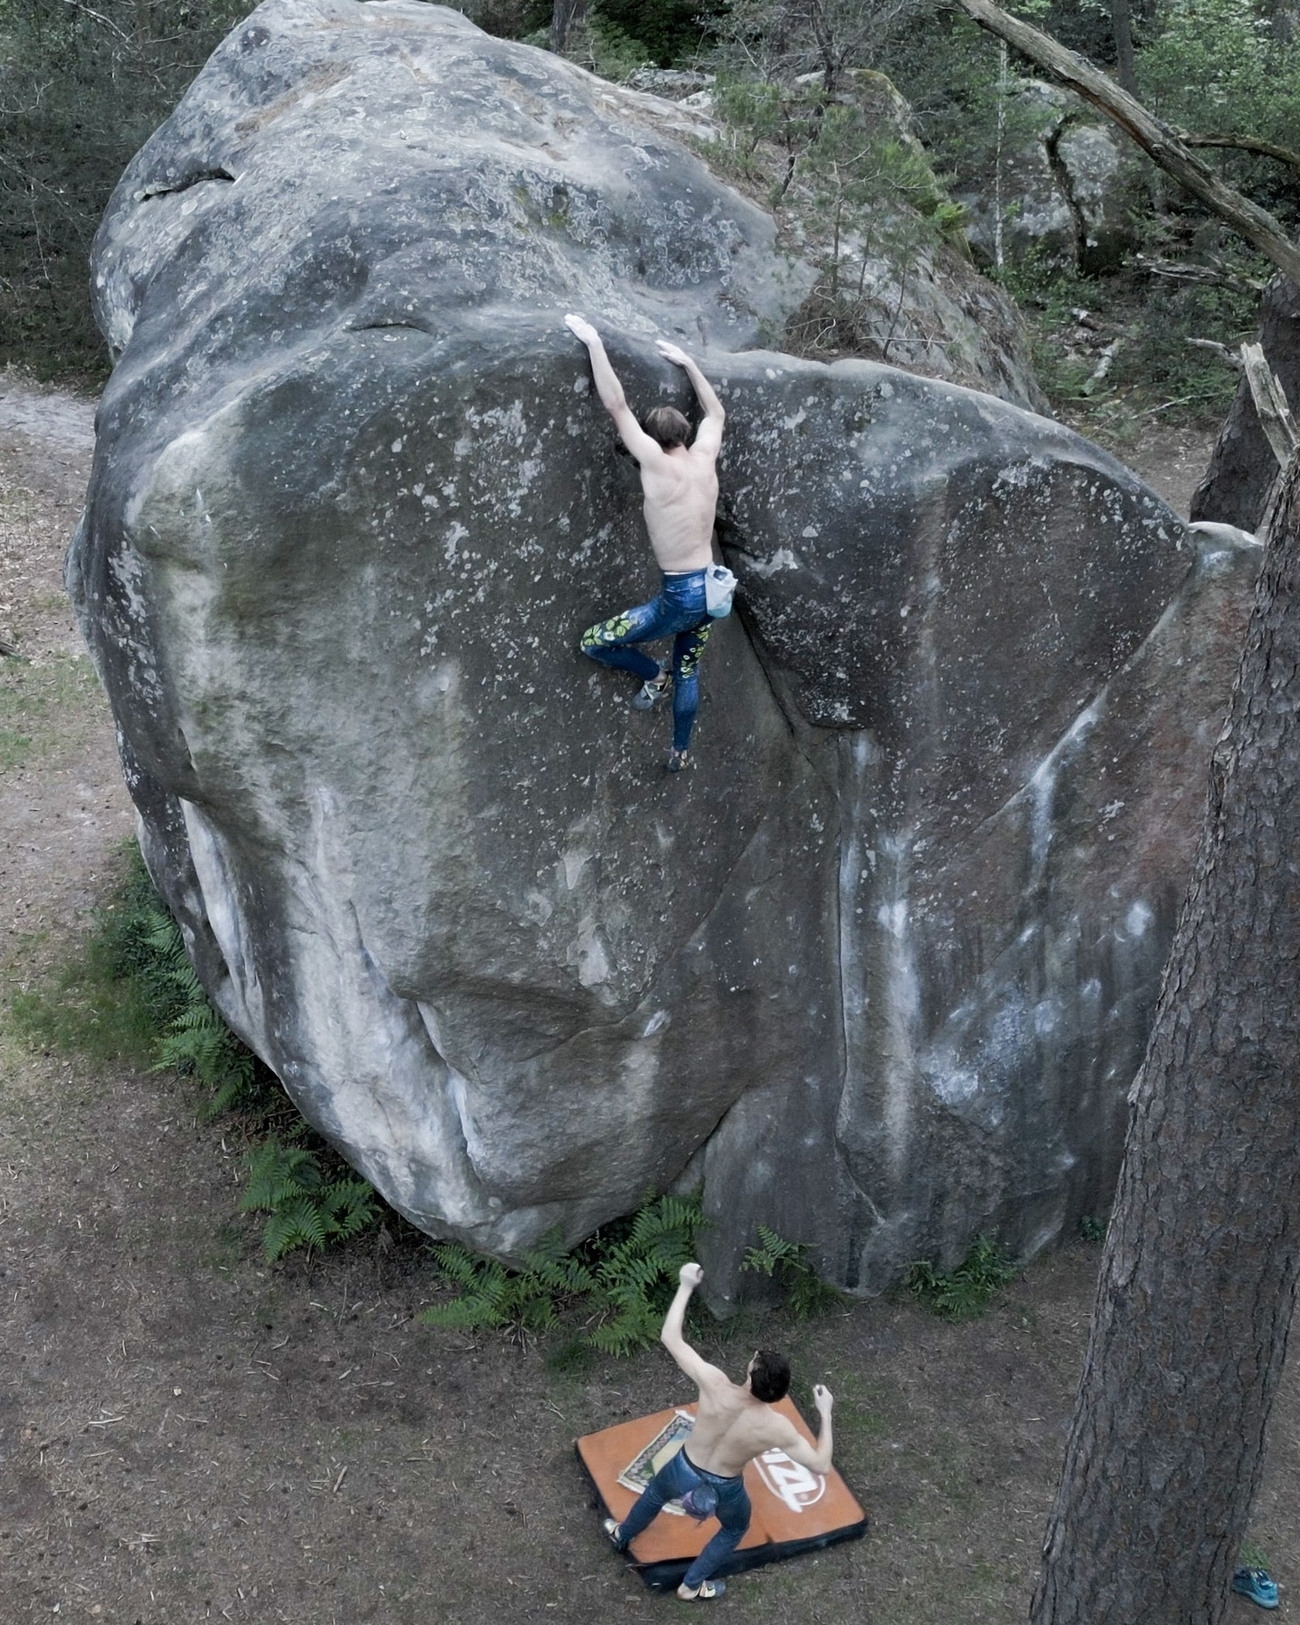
[638, 443, 719, 573]
[687, 1366, 812, 1479]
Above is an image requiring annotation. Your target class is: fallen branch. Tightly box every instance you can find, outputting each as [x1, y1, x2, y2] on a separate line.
[0, 638, 21, 659]
[1082, 337, 1122, 396]
[1241, 342, 1299, 469]
[1186, 338, 1243, 369]
[1133, 256, 1267, 298]
[950, 0, 1300, 288]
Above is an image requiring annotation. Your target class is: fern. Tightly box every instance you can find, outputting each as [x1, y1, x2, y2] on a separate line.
[239, 1139, 378, 1262]
[419, 1193, 705, 1353]
[903, 1235, 1019, 1322]
[742, 1225, 848, 1321]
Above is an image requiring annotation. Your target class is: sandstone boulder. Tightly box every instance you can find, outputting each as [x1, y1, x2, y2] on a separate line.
[71, 0, 1258, 1297]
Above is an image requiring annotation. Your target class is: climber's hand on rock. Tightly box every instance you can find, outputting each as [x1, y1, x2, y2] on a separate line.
[565, 313, 599, 345]
[680, 1262, 703, 1289]
[656, 339, 691, 366]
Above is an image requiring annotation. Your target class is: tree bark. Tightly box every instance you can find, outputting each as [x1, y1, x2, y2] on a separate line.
[551, 0, 586, 55]
[1193, 275, 1300, 532]
[1030, 458, 1300, 1623]
[1110, 0, 1136, 95]
[951, 0, 1300, 288]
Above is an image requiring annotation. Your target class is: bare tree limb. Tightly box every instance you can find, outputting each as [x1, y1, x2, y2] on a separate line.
[1186, 337, 1242, 368]
[1182, 132, 1300, 176]
[1134, 255, 1268, 297]
[58, 0, 134, 45]
[950, 0, 1300, 288]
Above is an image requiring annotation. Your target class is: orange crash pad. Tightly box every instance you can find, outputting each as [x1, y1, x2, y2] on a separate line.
[575, 1399, 868, 1591]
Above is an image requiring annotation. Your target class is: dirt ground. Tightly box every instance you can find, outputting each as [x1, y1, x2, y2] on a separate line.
[1, 374, 1295, 1625]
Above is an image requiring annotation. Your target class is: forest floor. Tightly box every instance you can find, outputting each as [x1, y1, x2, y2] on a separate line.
[0, 371, 1295, 1625]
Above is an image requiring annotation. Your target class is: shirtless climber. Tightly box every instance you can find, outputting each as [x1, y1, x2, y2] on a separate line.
[564, 314, 726, 773]
[603, 1262, 835, 1601]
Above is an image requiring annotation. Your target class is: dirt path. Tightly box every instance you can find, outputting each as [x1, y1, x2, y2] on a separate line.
[0, 381, 1293, 1623]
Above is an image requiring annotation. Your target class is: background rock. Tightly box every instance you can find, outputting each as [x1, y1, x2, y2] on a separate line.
[958, 81, 1135, 275]
[72, 0, 1257, 1297]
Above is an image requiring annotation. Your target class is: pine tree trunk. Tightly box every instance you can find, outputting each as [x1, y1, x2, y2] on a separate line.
[1030, 459, 1300, 1622]
[551, 0, 586, 54]
[1110, 0, 1136, 94]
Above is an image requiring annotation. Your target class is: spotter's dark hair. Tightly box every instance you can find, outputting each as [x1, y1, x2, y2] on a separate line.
[642, 405, 692, 449]
[749, 1349, 791, 1403]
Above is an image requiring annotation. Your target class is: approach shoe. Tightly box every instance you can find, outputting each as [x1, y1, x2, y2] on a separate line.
[1232, 1568, 1279, 1610]
[631, 672, 669, 710]
[677, 1579, 726, 1600]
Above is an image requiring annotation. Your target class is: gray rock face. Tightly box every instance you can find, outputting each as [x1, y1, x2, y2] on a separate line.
[72, 0, 1258, 1297]
[959, 81, 1134, 275]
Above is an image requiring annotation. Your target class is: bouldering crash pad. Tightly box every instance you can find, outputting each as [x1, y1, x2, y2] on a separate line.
[575, 1399, 868, 1591]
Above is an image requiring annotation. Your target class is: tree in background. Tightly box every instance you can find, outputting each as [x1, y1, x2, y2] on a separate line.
[710, 0, 928, 94]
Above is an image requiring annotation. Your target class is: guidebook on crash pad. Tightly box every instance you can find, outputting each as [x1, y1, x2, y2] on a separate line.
[576, 1398, 868, 1591]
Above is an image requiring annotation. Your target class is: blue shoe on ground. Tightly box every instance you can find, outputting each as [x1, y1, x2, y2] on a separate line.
[1232, 1567, 1279, 1609]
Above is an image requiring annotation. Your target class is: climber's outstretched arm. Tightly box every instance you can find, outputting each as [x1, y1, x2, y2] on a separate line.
[564, 313, 662, 463]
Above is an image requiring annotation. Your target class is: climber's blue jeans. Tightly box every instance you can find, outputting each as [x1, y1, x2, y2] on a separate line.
[580, 569, 712, 753]
[616, 1448, 752, 1589]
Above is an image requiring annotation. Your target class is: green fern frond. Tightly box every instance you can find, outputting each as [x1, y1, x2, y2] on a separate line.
[262, 1196, 328, 1261]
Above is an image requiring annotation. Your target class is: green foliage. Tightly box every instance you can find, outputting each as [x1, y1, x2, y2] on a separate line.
[240, 1138, 379, 1263]
[904, 1235, 1019, 1322]
[594, 0, 718, 67]
[133, 887, 260, 1116]
[419, 1191, 705, 1351]
[708, 74, 962, 360]
[742, 1224, 848, 1321]
[1139, 0, 1300, 210]
[455, 0, 552, 42]
[1080, 1214, 1107, 1245]
[1111, 278, 1258, 417]
[14, 842, 386, 1265]
[13, 839, 271, 1110]
[421, 1230, 597, 1337]
[421, 1202, 851, 1355]
[583, 1191, 707, 1354]
[0, 0, 251, 378]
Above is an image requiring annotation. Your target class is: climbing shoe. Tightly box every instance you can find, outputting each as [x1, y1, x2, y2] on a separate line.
[1232, 1568, 1279, 1609]
[631, 671, 669, 710]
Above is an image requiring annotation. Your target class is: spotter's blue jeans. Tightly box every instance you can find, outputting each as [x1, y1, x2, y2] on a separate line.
[580, 570, 712, 753]
[617, 1447, 752, 1589]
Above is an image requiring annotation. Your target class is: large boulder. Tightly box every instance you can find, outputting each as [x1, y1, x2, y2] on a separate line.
[71, 0, 1259, 1297]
